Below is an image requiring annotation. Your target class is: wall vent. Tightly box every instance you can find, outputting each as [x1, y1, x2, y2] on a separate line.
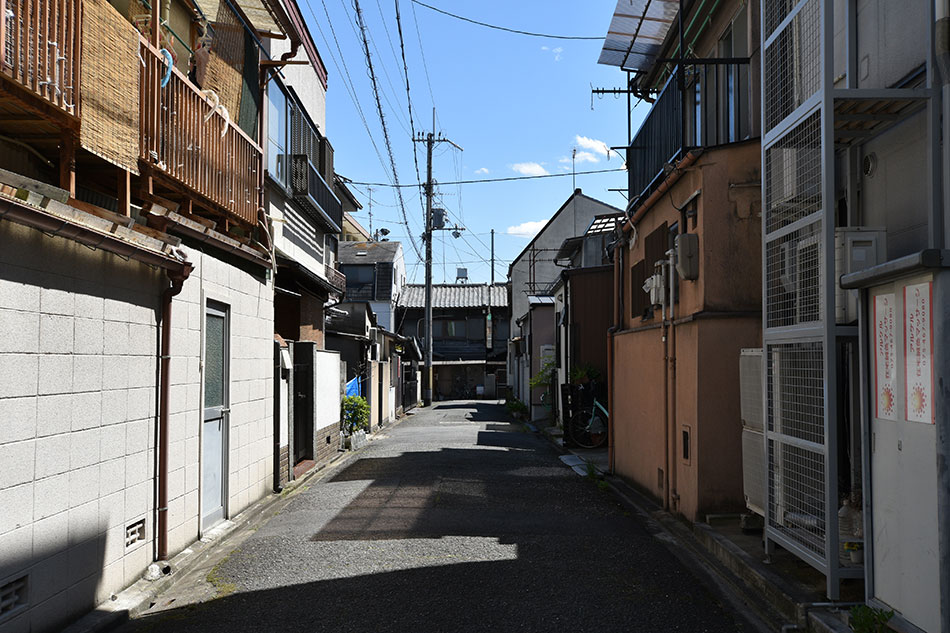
[0, 575, 29, 622]
[125, 519, 146, 548]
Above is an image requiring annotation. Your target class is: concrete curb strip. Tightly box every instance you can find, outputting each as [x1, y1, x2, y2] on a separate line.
[61, 427, 385, 633]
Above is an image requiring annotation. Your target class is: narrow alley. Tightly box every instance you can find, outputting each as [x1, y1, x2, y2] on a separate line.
[120, 402, 754, 632]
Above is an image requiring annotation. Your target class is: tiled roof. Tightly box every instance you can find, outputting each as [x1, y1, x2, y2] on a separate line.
[398, 283, 509, 309]
[338, 241, 401, 264]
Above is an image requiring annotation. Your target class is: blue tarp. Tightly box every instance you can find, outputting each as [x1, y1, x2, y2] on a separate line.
[345, 377, 361, 397]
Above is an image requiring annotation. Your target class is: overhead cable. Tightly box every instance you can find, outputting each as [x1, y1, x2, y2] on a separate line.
[412, 1, 602, 40]
[352, 0, 423, 260]
[349, 167, 626, 187]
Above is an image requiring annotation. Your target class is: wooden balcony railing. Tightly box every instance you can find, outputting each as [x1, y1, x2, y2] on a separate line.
[0, 0, 81, 115]
[326, 265, 346, 293]
[139, 39, 261, 226]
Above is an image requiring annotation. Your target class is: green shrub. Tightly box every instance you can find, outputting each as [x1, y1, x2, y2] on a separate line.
[529, 357, 556, 390]
[505, 398, 528, 415]
[849, 605, 893, 633]
[342, 396, 369, 434]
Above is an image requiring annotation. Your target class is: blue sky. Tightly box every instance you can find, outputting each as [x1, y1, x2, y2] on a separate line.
[300, 0, 649, 283]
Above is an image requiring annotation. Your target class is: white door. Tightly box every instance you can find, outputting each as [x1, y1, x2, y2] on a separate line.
[202, 302, 229, 530]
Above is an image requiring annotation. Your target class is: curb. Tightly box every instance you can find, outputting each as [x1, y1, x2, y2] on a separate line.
[62, 433, 380, 633]
[526, 420, 852, 633]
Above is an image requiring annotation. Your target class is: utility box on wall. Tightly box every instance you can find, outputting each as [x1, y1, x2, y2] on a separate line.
[835, 227, 886, 323]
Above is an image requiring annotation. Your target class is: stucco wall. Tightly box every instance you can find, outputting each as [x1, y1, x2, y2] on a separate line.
[0, 221, 163, 631]
[611, 328, 667, 501]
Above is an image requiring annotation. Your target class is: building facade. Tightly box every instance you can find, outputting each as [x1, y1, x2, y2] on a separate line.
[397, 283, 509, 400]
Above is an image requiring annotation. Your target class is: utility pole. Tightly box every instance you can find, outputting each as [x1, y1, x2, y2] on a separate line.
[486, 229, 494, 353]
[414, 110, 462, 406]
[367, 186, 373, 239]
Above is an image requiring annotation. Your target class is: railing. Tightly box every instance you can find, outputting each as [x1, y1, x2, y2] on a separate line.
[0, 0, 80, 115]
[627, 73, 683, 204]
[628, 61, 751, 204]
[325, 265, 345, 293]
[140, 39, 261, 225]
[290, 153, 343, 231]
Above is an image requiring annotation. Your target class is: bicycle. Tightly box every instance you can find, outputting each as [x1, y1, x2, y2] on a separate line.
[568, 391, 609, 449]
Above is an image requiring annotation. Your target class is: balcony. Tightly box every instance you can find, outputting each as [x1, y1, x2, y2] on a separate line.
[140, 39, 261, 226]
[0, 0, 80, 118]
[627, 61, 751, 204]
[290, 153, 342, 232]
[325, 264, 346, 293]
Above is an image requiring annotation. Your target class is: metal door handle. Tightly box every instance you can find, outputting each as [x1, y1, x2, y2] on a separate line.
[220, 407, 230, 414]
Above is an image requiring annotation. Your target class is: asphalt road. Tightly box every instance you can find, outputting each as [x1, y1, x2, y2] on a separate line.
[124, 401, 753, 632]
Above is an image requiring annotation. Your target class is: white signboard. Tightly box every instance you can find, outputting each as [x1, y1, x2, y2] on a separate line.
[904, 282, 934, 423]
[874, 293, 898, 420]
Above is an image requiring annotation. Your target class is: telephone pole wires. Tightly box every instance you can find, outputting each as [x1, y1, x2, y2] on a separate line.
[414, 111, 462, 407]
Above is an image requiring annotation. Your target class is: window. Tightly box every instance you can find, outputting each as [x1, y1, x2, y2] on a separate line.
[467, 317, 484, 341]
[342, 264, 374, 299]
[267, 82, 289, 187]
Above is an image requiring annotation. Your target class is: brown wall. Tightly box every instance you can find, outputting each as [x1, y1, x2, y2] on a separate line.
[612, 327, 667, 501]
[568, 267, 613, 381]
[612, 141, 762, 520]
[298, 293, 326, 347]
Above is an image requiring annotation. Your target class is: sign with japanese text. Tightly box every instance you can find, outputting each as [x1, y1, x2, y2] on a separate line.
[904, 282, 934, 423]
[874, 293, 898, 420]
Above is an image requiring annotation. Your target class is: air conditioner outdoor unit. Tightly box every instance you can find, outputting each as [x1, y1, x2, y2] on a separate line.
[779, 227, 886, 325]
[739, 348, 764, 515]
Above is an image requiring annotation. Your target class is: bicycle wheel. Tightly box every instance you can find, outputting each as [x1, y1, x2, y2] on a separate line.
[569, 409, 607, 449]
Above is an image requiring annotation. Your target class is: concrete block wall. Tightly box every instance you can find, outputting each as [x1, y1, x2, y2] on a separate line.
[312, 349, 341, 468]
[0, 220, 163, 633]
[165, 249, 275, 556]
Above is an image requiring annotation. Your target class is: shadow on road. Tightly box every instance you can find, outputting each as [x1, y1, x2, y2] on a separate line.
[125, 411, 756, 633]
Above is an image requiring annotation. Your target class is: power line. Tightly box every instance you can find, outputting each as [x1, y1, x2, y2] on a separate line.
[352, 0, 423, 260]
[308, 0, 393, 192]
[409, 0, 436, 110]
[394, 0, 428, 242]
[411, 0, 602, 40]
[349, 167, 626, 187]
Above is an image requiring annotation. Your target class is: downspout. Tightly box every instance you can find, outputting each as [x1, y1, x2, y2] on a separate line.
[157, 268, 190, 562]
[660, 260, 671, 511]
[667, 247, 679, 511]
[607, 238, 623, 474]
[935, 2, 950, 630]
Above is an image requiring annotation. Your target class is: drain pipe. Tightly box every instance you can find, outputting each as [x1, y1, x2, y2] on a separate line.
[607, 233, 624, 474]
[936, 3, 950, 631]
[667, 248, 679, 511]
[157, 267, 190, 562]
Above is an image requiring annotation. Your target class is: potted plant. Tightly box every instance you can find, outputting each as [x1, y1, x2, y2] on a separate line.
[569, 364, 601, 385]
[342, 395, 369, 447]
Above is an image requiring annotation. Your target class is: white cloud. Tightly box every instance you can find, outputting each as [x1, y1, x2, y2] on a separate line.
[511, 162, 549, 177]
[506, 220, 548, 238]
[575, 135, 609, 158]
[559, 151, 600, 165]
[541, 45, 563, 61]
[474, 167, 490, 175]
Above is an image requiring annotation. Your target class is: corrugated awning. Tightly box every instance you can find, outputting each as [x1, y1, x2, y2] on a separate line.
[598, 0, 678, 72]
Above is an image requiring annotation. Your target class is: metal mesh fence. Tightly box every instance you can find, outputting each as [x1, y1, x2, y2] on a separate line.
[768, 437, 826, 558]
[764, 0, 799, 40]
[766, 341, 825, 443]
[765, 110, 822, 233]
[764, 0, 821, 130]
[765, 220, 823, 327]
